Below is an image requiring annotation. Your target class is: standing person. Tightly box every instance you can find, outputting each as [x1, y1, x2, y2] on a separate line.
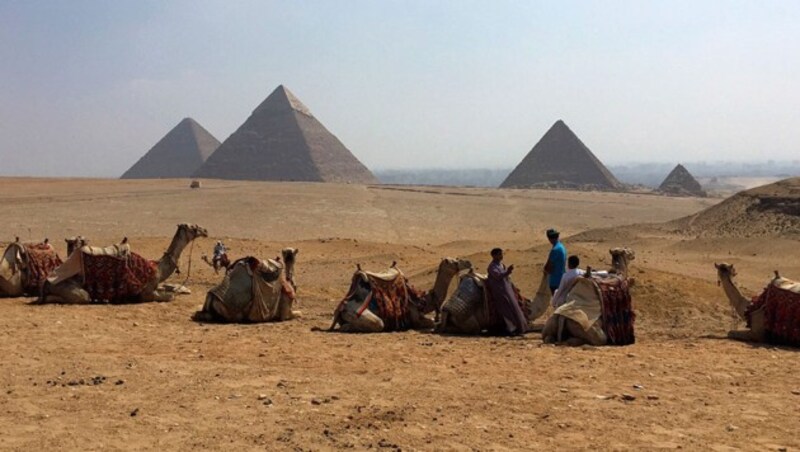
[551, 255, 584, 308]
[486, 248, 528, 336]
[544, 228, 567, 294]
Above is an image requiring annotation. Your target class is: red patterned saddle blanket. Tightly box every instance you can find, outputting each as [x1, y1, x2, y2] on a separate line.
[596, 277, 635, 345]
[747, 285, 800, 346]
[23, 244, 62, 294]
[82, 252, 157, 302]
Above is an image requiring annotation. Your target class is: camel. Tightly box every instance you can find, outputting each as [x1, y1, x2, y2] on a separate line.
[0, 238, 63, 298]
[328, 257, 472, 333]
[201, 253, 231, 274]
[714, 263, 800, 344]
[193, 248, 300, 323]
[541, 248, 636, 346]
[37, 224, 207, 304]
[435, 267, 549, 335]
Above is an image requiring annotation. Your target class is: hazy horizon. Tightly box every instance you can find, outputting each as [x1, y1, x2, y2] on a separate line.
[2, 1, 799, 178]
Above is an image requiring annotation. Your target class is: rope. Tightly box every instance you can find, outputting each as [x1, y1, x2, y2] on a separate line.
[179, 239, 195, 288]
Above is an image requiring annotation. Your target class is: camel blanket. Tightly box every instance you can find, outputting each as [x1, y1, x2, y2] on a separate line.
[203, 257, 293, 323]
[46, 244, 132, 286]
[748, 280, 800, 346]
[555, 275, 635, 345]
[22, 243, 63, 294]
[81, 252, 157, 302]
[338, 269, 422, 331]
[596, 278, 635, 345]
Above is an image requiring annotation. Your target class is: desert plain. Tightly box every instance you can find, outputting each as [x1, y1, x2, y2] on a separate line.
[0, 178, 798, 451]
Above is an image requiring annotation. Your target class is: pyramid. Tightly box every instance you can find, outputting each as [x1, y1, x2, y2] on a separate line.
[193, 85, 377, 183]
[121, 118, 220, 179]
[658, 164, 707, 197]
[500, 120, 621, 190]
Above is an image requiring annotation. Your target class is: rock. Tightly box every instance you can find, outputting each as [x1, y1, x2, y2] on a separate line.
[725, 424, 737, 432]
[621, 394, 636, 401]
[791, 390, 800, 395]
[596, 395, 616, 400]
[559, 388, 569, 393]
[115, 380, 124, 385]
[626, 353, 636, 358]
[258, 394, 269, 401]
[646, 395, 660, 400]
[311, 398, 322, 405]
[633, 384, 644, 390]
[130, 408, 139, 417]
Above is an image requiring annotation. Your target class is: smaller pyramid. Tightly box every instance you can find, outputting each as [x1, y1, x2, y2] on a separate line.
[121, 118, 220, 179]
[500, 120, 621, 190]
[658, 164, 706, 197]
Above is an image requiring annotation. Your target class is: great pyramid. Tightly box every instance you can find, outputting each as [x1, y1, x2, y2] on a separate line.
[121, 118, 220, 179]
[658, 164, 707, 197]
[500, 120, 621, 190]
[193, 85, 377, 183]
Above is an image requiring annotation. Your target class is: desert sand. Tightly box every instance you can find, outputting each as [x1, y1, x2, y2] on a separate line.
[1, 178, 798, 451]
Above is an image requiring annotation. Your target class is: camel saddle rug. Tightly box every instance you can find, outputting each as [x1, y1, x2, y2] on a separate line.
[748, 282, 800, 346]
[596, 277, 636, 345]
[82, 252, 157, 302]
[22, 243, 63, 294]
[339, 269, 424, 331]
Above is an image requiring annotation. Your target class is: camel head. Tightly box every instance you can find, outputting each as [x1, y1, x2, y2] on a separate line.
[177, 223, 209, 241]
[440, 257, 473, 274]
[281, 247, 299, 266]
[64, 236, 89, 256]
[609, 248, 635, 274]
[714, 262, 737, 282]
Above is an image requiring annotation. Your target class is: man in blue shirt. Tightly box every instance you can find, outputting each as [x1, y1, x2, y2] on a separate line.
[544, 228, 566, 294]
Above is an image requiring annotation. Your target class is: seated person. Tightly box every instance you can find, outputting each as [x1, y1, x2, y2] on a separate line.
[551, 255, 585, 308]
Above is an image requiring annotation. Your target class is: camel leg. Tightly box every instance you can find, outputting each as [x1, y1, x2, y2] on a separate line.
[140, 290, 175, 303]
[339, 301, 384, 333]
[409, 306, 434, 330]
[542, 315, 558, 343]
[37, 279, 91, 304]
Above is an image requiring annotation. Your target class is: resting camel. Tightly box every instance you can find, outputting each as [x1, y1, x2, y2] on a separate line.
[435, 269, 550, 335]
[329, 258, 472, 333]
[0, 238, 63, 298]
[541, 248, 636, 346]
[37, 224, 207, 304]
[193, 248, 300, 323]
[714, 263, 800, 344]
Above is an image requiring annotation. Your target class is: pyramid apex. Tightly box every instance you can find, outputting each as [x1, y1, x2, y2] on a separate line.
[253, 85, 312, 116]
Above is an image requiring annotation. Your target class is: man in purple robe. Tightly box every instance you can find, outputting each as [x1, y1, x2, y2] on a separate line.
[486, 248, 528, 336]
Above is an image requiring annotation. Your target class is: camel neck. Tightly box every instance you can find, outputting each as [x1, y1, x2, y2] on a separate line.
[720, 275, 750, 319]
[429, 262, 458, 306]
[158, 229, 190, 283]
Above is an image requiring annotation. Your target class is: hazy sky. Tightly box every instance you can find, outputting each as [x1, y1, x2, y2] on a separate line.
[1, 0, 799, 177]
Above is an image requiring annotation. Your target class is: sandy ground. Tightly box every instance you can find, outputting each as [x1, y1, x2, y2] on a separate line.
[1, 178, 798, 451]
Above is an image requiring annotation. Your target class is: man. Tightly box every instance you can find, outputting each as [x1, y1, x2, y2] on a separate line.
[544, 228, 566, 294]
[551, 255, 584, 308]
[212, 241, 227, 271]
[486, 248, 528, 336]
